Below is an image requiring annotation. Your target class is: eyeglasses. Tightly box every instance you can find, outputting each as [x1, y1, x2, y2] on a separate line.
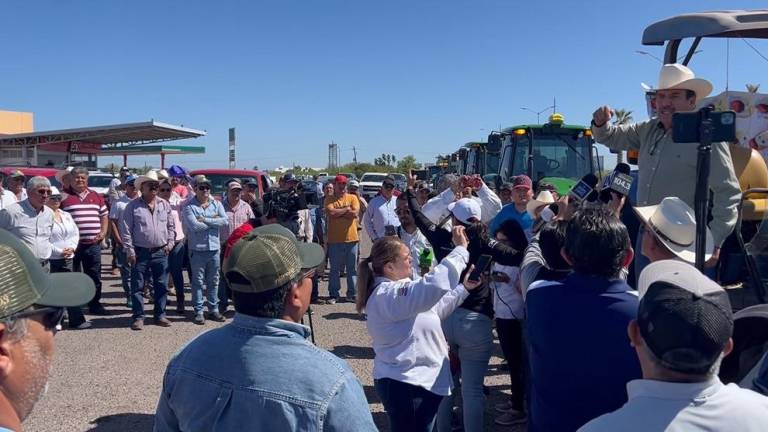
[383, 184, 395, 190]
[159, 188, 171, 192]
[12, 307, 65, 334]
[197, 186, 211, 191]
[36, 189, 52, 196]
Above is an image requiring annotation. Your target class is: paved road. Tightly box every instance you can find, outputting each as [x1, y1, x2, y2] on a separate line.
[25, 232, 524, 432]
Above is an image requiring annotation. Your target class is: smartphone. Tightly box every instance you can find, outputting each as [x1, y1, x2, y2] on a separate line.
[569, 179, 594, 202]
[672, 110, 736, 143]
[468, 254, 493, 283]
[384, 225, 397, 236]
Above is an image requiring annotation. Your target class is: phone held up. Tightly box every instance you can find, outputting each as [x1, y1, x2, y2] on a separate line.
[467, 254, 493, 283]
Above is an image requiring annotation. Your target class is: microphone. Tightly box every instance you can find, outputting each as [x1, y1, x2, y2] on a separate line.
[599, 163, 633, 203]
[569, 173, 599, 203]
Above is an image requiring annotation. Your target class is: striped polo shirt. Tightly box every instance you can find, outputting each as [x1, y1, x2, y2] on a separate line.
[61, 188, 107, 244]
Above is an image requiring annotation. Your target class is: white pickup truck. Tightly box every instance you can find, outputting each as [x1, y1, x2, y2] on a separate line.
[359, 172, 390, 200]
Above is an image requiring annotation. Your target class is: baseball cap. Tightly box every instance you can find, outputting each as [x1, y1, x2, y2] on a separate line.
[125, 175, 137, 185]
[120, 166, 130, 172]
[282, 173, 298, 183]
[512, 175, 532, 190]
[193, 174, 212, 187]
[227, 180, 243, 191]
[8, 170, 25, 179]
[348, 180, 360, 188]
[448, 198, 482, 224]
[245, 178, 258, 187]
[499, 183, 514, 192]
[225, 224, 325, 293]
[637, 260, 733, 374]
[0, 229, 95, 320]
[334, 174, 348, 184]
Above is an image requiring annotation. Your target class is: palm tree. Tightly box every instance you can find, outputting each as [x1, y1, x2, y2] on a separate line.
[746, 83, 761, 93]
[612, 109, 634, 164]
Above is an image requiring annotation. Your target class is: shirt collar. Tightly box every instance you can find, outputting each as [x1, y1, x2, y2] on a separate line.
[564, 272, 632, 293]
[627, 377, 723, 402]
[231, 313, 311, 339]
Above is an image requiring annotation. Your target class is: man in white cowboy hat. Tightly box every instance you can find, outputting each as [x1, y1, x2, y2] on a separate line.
[119, 170, 176, 330]
[635, 196, 713, 265]
[592, 63, 740, 278]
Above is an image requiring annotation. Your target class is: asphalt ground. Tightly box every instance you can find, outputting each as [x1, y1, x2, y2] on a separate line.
[24, 231, 525, 432]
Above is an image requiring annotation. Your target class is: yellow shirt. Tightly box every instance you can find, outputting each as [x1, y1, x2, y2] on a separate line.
[324, 193, 360, 244]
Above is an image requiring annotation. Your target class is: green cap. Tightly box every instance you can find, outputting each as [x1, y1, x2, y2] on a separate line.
[224, 224, 325, 293]
[0, 229, 95, 319]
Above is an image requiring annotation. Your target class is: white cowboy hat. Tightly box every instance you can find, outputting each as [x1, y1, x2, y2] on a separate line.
[634, 197, 714, 264]
[135, 170, 161, 191]
[55, 166, 74, 183]
[526, 190, 555, 218]
[156, 169, 169, 180]
[657, 63, 713, 100]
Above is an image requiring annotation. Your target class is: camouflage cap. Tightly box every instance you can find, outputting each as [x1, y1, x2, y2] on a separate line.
[0, 229, 95, 319]
[224, 224, 325, 293]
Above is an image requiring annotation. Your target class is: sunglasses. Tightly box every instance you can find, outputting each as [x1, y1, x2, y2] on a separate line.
[36, 189, 52, 196]
[383, 184, 395, 190]
[159, 188, 171, 192]
[146, 184, 160, 190]
[197, 186, 211, 191]
[13, 307, 65, 334]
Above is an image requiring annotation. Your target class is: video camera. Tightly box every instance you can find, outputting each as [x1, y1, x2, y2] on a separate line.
[672, 108, 736, 143]
[263, 186, 307, 230]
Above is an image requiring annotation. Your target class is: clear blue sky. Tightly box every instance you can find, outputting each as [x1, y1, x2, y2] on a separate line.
[2, 1, 767, 171]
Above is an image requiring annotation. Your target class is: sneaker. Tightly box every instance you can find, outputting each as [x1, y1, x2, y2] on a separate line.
[494, 411, 527, 426]
[345, 296, 356, 304]
[207, 311, 225, 322]
[130, 319, 144, 331]
[193, 313, 205, 325]
[311, 298, 327, 305]
[89, 304, 109, 316]
[71, 321, 92, 330]
[154, 317, 172, 327]
[326, 297, 337, 305]
[495, 401, 514, 413]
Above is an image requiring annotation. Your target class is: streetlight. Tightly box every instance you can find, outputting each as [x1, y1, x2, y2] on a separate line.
[520, 106, 555, 124]
[635, 49, 703, 64]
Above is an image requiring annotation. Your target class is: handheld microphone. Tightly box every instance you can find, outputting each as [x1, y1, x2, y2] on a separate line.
[569, 173, 599, 203]
[599, 163, 633, 203]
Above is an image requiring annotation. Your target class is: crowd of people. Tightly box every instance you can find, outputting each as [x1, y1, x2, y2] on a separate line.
[2, 62, 768, 432]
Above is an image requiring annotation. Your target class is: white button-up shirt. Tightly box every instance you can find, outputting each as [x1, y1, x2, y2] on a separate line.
[363, 194, 400, 241]
[0, 199, 54, 259]
[579, 377, 768, 432]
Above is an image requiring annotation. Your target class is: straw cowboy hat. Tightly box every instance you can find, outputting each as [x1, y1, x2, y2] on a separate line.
[55, 166, 74, 183]
[634, 197, 714, 264]
[526, 190, 556, 218]
[135, 170, 161, 191]
[657, 63, 713, 100]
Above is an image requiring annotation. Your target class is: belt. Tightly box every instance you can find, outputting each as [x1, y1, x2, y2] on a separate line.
[136, 246, 165, 253]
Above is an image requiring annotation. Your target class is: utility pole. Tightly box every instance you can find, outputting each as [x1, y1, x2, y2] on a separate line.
[352, 146, 357, 164]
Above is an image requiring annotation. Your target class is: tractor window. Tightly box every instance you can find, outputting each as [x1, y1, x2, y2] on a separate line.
[528, 133, 591, 182]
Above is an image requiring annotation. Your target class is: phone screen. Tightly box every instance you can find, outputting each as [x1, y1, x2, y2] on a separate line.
[468, 254, 493, 282]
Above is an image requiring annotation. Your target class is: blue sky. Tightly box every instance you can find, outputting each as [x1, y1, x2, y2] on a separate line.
[2, 1, 767, 171]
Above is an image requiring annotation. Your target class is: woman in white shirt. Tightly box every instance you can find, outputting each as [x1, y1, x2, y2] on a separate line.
[356, 226, 479, 432]
[47, 187, 90, 330]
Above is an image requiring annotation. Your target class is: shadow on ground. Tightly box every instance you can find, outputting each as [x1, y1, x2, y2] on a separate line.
[85, 413, 154, 431]
[332, 344, 375, 360]
[323, 312, 366, 321]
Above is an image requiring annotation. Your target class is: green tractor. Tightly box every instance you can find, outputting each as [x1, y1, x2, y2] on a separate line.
[490, 113, 600, 196]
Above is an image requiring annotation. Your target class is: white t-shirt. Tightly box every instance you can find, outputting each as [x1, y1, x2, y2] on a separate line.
[0, 189, 15, 210]
[365, 246, 469, 396]
[579, 377, 768, 432]
[109, 194, 135, 221]
[491, 263, 524, 320]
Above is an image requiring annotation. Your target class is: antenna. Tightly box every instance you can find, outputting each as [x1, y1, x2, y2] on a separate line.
[553, 97, 557, 114]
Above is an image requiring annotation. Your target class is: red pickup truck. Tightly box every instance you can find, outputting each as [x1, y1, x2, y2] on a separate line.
[189, 169, 272, 199]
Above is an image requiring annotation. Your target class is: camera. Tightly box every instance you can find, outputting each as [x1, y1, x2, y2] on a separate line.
[672, 108, 737, 143]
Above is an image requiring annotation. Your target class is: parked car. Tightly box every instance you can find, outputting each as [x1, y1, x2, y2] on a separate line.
[87, 171, 116, 197]
[359, 172, 390, 200]
[389, 173, 407, 191]
[0, 167, 60, 188]
[338, 172, 358, 182]
[189, 169, 271, 199]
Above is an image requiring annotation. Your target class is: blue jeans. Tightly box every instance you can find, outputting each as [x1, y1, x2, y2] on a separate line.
[189, 249, 221, 314]
[115, 245, 132, 299]
[74, 243, 102, 308]
[328, 242, 358, 299]
[51, 258, 87, 327]
[130, 247, 169, 319]
[375, 378, 443, 432]
[437, 308, 494, 432]
[168, 241, 187, 307]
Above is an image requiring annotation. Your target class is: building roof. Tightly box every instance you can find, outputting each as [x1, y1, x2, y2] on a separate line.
[99, 144, 205, 156]
[0, 121, 206, 148]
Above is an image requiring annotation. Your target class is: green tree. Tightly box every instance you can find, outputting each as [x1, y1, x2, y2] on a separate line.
[612, 109, 634, 164]
[395, 155, 421, 173]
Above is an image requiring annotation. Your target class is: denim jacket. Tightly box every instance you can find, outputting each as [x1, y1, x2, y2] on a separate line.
[182, 197, 228, 251]
[154, 314, 377, 432]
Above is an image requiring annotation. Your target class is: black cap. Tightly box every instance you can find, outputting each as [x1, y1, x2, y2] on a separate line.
[382, 176, 396, 188]
[638, 260, 733, 374]
[282, 173, 298, 183]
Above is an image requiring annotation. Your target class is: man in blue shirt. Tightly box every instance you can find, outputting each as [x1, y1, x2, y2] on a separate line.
[489, 175, 533, 238]
[154, 224, 377, 432]
[526, 208, 641, 432]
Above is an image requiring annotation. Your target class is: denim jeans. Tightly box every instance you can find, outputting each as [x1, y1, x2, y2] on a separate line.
[437, 308, 494, 432]
[74, 243, 102, 308]
[496, 318, 526, 411]
[50, 258, 87, 327]
[328, 242, 358, 299]
[189, 249, 220, 314]
[375, 377, 443, 432]
[114, 245, 132, 299]
[130, 247, 169, 319]
[168, 241, 187, 307]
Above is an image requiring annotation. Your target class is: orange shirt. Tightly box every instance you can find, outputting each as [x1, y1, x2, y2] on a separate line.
[324, 193, 360, 244]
